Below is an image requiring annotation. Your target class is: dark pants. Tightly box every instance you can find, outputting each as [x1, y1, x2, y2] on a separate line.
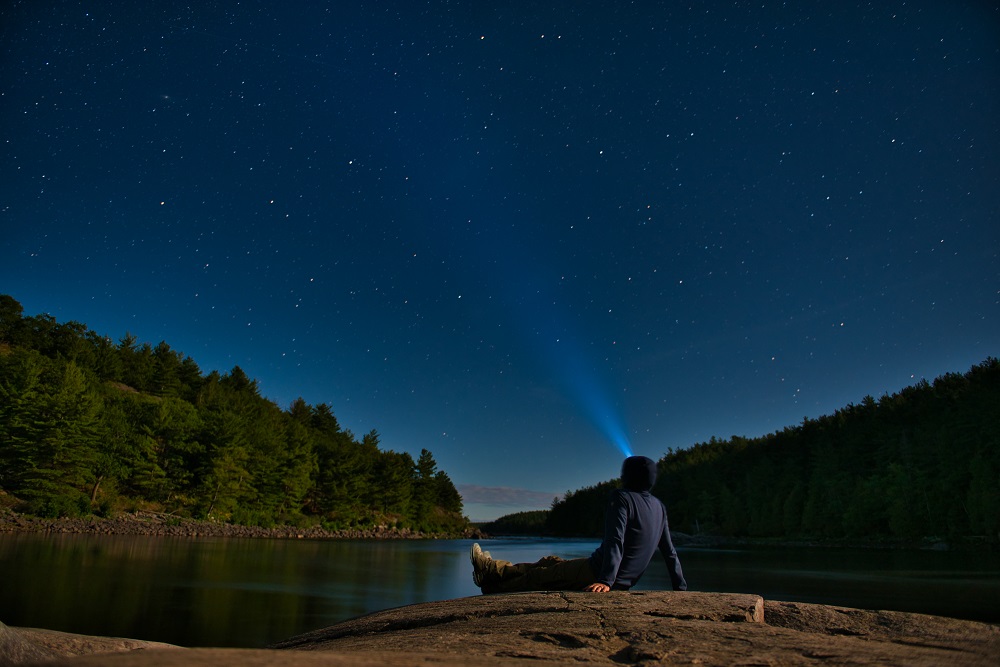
[483, 555, 597, 594]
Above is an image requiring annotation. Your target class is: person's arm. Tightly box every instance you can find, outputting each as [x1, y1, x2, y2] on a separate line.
[658, 510, 687, 591]
[592, 492, 628, 588]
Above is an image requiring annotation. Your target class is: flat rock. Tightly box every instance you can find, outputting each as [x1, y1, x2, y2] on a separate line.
[0, 622, 178, 666]
[5, 591, 998, 666]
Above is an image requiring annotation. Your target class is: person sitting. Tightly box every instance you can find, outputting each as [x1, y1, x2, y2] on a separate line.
[470, 455, 687, 593]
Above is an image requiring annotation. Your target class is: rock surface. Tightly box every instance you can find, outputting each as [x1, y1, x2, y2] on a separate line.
[4, 591, 997, 666]
[0, 623, 177, 666]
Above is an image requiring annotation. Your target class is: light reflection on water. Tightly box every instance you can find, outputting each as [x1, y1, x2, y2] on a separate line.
[0, 534, 996, 648]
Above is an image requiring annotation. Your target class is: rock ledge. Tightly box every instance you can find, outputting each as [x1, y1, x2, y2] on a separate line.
[3, 591, 997, 666]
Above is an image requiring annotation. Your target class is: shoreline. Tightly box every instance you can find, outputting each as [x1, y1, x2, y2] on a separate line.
[2, 509, 991, 551]
[0, 508, 483, 541]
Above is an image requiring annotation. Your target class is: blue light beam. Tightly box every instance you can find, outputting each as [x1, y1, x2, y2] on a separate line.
[538, 332, 634, 459]
[459, 212, 634, 459]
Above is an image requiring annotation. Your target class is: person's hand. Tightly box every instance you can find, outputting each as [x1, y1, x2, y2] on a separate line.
[583, 583, 610, 593]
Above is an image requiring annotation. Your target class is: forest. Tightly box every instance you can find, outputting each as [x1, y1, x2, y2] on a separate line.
[546, 357, 1000, 544]
[477, 509, 549, 536]
[0, 295, 467, 533]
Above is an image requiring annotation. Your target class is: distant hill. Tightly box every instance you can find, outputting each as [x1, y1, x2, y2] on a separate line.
[478, 509, 549, 536]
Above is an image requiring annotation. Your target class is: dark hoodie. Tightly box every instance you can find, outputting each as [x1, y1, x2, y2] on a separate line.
[588, 456, 687, 590]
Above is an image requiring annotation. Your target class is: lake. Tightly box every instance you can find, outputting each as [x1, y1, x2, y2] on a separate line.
[0, 534, 996, 648]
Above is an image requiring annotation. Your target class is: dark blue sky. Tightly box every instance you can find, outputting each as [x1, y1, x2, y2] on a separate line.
[3, 1, 998, 520]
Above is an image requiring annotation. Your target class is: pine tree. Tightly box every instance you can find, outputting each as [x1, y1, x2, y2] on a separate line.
[0, 351, 102, 516]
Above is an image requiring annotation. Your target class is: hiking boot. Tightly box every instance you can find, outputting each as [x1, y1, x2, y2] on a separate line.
[470, 543, 493, 588]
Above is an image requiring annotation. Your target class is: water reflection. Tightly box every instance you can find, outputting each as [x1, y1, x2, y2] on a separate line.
[0, 534, 486, 647]
[0, 534, 996, 648]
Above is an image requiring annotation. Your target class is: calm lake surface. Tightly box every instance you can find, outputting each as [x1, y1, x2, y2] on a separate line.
[1, 534, 997, 648]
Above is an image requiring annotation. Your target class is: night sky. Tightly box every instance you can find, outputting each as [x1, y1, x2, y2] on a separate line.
[2, 2, 998, 521]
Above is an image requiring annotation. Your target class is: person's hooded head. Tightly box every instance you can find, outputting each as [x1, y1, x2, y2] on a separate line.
[621, 455, 657, 492]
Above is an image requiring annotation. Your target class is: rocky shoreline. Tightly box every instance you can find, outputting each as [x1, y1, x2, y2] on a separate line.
[3, 506, 988, 552]
[0, 508, 482, 541]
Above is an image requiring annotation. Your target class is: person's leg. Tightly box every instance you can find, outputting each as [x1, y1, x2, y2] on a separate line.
[491, 555, 595, 593]
[471, 544, 595, 593]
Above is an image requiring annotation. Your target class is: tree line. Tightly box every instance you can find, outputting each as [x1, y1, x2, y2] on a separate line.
[543, 357, 999, 543]
[0, 295, 466, 533]
[477, 509, 549, 536]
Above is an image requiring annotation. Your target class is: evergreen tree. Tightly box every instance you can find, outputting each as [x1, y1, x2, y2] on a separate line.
[372, 450, 414, 517]
[411, 448, 438, 523]
[141, 395, 204, 504]
[118, 334, 155, 391]
[92, 389, 149, 504]
[433, 470, 463, 514]
[89, 332, 123, 381]
[0, 295, 24, 343]
[151, 341, 184, 397]
[0, 351, 102, 516]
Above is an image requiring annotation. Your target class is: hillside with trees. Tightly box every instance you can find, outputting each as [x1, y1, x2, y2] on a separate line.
[543, 357, 999, 544]
[477, 509, 549, 536]
[0, 295, 466, 533]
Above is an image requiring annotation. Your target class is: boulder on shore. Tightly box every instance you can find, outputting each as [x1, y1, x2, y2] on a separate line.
[3, 591, 998, 666]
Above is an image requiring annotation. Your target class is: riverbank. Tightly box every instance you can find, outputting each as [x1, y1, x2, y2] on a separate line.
[2, 506, 989, 552]
[3, 591, 998, 666]
[0, 508, 483, 541]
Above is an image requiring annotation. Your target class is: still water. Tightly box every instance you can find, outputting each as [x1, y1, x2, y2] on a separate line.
[0, 534, 996, 647]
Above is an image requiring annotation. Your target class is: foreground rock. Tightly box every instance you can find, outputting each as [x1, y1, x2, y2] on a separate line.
[0, 623, 177, 665]
[4, 592, 997, 666]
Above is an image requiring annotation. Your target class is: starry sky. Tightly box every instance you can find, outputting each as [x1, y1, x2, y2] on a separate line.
[2, 2, 998, 521]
